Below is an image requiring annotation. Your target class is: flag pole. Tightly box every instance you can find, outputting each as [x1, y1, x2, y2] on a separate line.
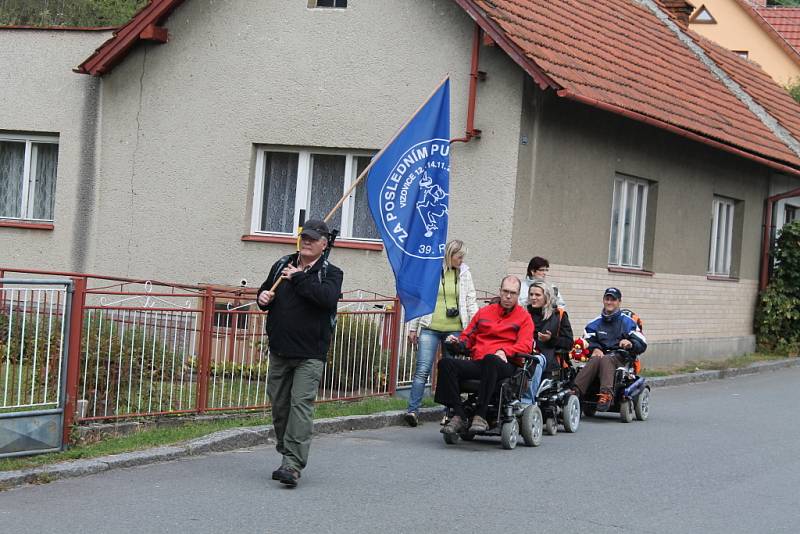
[268, 75, 450, 294]
[323, 75, 450, 223]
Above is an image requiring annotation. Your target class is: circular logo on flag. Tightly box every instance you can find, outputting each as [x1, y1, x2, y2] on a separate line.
[379, 139, 450, 259]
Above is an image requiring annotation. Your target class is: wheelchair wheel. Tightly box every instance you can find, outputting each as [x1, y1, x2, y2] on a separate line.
[634, 388, 650, 421]
[544, 417, 558, 436]
[620, 399, 634, 423]
[442, 432, 459, 445]
[582, 402, 597, 417]
[519, 405, 543, 447]
[459, 431, 475, 441]
[562, 394, 581, 433]
[500, 418, 519, 450]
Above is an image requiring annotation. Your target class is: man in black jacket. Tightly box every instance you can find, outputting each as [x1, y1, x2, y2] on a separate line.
[257, 219, 343, 487]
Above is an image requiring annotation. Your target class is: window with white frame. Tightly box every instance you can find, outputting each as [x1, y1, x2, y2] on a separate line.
[0, 133, 59, 222]
[785, 204, 797, 226]
[309, 0, 347, 8]
[708, 196, 735, 276]
[251, 148, 379, 240]
[608, 175, 649, 269]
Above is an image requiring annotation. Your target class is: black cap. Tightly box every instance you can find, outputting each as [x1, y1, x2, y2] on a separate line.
[604, 287, 622, 300]
[300, 219, 330, 240]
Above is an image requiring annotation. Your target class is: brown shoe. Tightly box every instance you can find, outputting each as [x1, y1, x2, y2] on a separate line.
[272, 466, 301, 487]
[440, 415, 465, 434]
[469, 415, 489, 433]
[597, 388, 613, 412]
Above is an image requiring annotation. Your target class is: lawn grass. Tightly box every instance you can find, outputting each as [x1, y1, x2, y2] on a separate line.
[640, 351, 797, 377]
[0, 396, 435, 472]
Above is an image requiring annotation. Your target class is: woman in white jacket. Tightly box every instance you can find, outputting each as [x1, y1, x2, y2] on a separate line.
[404, 239, 478, 427]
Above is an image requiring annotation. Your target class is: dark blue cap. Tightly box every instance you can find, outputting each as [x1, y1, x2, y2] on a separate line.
[604, 287, 622, 300]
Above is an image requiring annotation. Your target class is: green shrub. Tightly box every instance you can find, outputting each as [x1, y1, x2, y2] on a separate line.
[79, 313, 175, 415]
[324, 313, 390, 393]
[0, 312, 63, 405]
[0, 0, 147, 27]
[755, 220, 800, 352]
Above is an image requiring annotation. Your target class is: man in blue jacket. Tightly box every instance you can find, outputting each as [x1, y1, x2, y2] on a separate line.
[572, 288, 646, 411]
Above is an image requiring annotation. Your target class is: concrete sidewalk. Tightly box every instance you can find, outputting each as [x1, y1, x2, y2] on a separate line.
[2, 356, 798, 491]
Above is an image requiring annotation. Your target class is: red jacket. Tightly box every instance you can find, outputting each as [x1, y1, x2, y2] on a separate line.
[459, 303, 534, 365]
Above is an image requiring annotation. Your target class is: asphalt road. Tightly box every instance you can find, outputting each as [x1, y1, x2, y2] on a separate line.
[2, 368, 799, 534]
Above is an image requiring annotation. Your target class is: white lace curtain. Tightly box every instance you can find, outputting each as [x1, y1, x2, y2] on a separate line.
[0, 140, 58, 220]
[260, 151, 298, 233]
[0, 141, 25, 218]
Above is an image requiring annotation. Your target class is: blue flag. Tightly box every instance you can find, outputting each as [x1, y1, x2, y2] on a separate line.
[367, 79, 450, 321]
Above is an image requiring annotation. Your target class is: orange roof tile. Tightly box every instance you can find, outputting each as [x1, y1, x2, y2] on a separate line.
[462, 0, 800, 171]
[695, 32, 800, 144]
[756, 7, 800, 54]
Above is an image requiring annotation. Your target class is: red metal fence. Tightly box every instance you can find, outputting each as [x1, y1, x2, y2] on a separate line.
[0, 267, 402, 439]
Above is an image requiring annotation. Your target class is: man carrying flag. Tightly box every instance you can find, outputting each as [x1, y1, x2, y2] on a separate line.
[256, 219, 343, 488]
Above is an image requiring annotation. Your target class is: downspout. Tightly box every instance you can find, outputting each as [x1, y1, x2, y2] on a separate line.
[451, 23, 483, 144]
[759, 186, 800, 290]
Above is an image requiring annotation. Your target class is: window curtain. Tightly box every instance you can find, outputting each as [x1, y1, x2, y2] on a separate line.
[309, 154, 344, 231]
[260, 152, 299, 233]
[0, 141, 25, 218]
[31, 143, 58, 220]
[352, 156, 380, 239]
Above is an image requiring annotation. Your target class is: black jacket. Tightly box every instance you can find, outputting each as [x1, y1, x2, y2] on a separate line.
[528, 306, 573, 366]
[257, 253, 343, 360]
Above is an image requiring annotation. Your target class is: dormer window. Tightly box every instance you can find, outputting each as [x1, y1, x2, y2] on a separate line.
[690, 5, 717, 24]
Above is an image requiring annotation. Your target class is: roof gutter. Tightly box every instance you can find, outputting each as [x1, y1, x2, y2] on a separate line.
[558, 90, 800, 179]
[452, 0, 560, 91]
[759, 186, 800, 290]
[451, 23, 483, 144]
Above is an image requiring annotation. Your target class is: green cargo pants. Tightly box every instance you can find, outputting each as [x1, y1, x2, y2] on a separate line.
[267, 355, 325, 471]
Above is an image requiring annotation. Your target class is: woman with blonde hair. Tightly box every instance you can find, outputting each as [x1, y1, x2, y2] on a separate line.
[521, 280, 573, 405]
[404, 239, 478, 426]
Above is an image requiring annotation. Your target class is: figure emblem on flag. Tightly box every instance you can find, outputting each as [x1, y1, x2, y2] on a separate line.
[416, 171, 449, 238]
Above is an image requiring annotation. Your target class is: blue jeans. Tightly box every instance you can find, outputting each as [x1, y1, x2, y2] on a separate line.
[521, 354, 547, 405]
[407, 329, 460, 414]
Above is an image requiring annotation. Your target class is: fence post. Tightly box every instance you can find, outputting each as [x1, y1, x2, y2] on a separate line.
[63, 276, 87, 446]
[387, 297, 402, 396]
[196, 287, 214, 413]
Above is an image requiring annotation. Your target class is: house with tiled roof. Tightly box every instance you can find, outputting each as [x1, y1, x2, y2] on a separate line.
[3, 0, 800, 367]
[689, 0, 800, 86]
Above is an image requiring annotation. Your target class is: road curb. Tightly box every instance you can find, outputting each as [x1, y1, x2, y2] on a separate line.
[646, 357, 800, 388]
[0, 406, 442, 492]
[2, 358, 797, 491]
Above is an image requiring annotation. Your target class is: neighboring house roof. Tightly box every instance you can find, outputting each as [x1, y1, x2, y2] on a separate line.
[755, 6, 800, 55]
[74, 0, 800, 175]
[75, 0, 184, 75]
[727, 0, 800, 65]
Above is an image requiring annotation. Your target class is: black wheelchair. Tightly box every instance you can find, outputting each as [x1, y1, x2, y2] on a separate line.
[441, 340, 544, 449]
[535, 351, 581, 435]
[574, 349, 651, 423]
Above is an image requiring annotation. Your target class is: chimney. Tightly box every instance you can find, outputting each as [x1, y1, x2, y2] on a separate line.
[660, 1, 695, 26]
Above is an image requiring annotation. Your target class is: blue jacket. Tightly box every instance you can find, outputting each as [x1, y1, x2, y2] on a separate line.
[584, 310, 647, 356]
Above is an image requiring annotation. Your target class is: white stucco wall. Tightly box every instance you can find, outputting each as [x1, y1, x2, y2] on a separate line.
[0, 29, 110, 272]
[88, 0, 525, 293]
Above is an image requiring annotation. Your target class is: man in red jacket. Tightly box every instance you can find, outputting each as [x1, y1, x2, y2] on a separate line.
[434, 276, 534, 435]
